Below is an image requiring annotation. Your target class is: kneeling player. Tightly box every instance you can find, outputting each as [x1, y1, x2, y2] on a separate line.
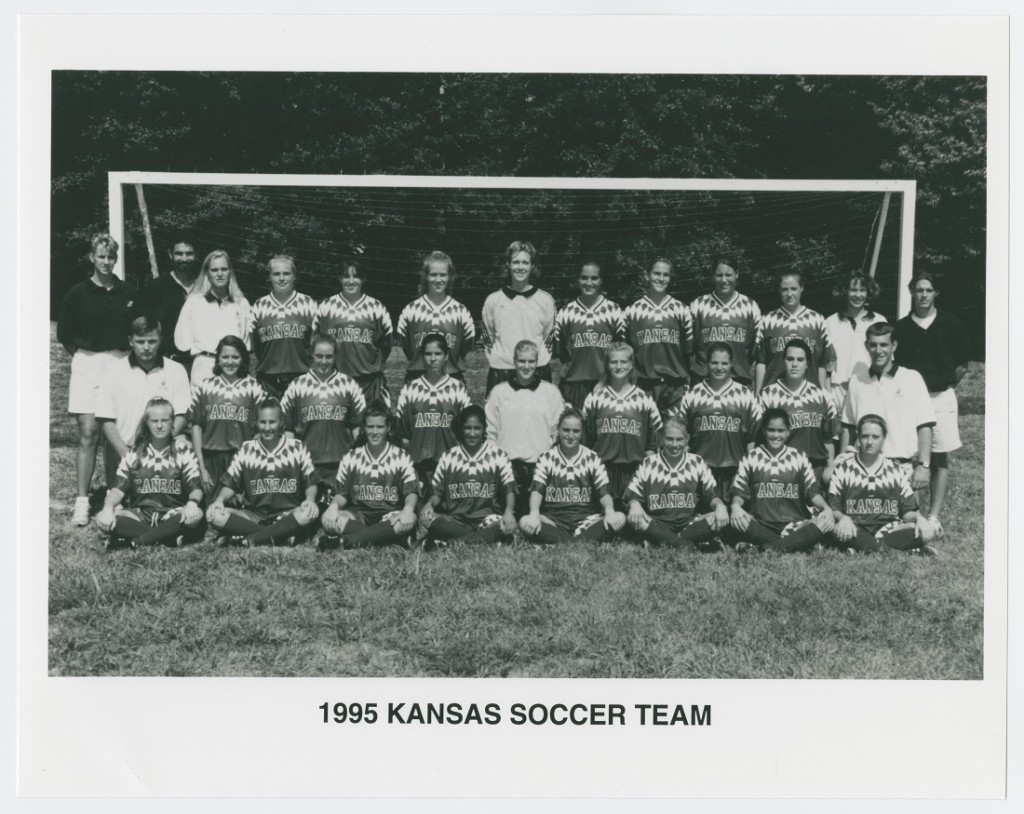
[419, 405, 517, 548]
[624, 417, 729, 551]
[206, 398, 321, 546]
[95, 397, 205, 549]
[519, 408, 626, 544]
[320, 402, 419, 548]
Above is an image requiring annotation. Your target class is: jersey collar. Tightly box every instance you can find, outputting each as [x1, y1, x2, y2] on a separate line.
[557, 446, 585, 468]
[309, 368, 338, 386]
[711, 291, 740, 308]
[270, 290, 298, 309]
[421, 294, 452, 312]
[642, 294, 674, 310]
[659, 450, 688, 472]
[258, 435, 287, 456]
[575, 295, 606, 313]
[853, 453, 886, 476]
[128, 353, 165, 370]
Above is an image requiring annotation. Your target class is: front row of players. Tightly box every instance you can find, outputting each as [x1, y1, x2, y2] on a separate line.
[98, 393, 933, 556]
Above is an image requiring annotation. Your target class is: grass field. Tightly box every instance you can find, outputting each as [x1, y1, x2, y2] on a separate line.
[47, 324, 986, 678]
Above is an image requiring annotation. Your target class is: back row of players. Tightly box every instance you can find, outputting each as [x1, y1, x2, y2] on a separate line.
[59, 235, 970, 553]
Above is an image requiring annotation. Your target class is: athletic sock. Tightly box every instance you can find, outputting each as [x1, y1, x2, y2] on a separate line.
[455, 523, 510, 545]
[114, 516, 150, 541]
[135, 514, 186, 546]
[530, 523, 572, 545]
[345, 520, 405, 548]
[880, 526, 919, 551]
[770, 522, 822, 553]
[247, 514, 302, 546]
[218, 514, 265, 538]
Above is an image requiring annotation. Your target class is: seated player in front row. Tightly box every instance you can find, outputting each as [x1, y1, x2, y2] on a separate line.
[205, 398, 321, 546]
[625, 416, 729, 551]
[95, 397, 205, 550]
[418, 405, 518, 548]
[519, 408, 627, 544]
[319, 402, 419, 549]
[727, 408, 834, 553]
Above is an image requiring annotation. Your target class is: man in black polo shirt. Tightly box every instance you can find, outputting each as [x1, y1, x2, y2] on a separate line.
[895, 270, 971, 533]
[138, 235, 199, 370]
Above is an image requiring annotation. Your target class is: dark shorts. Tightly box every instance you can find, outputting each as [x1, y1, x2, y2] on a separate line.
[710, 466, 738, 500]
[637, 378, 688, 416]
[414, 459, 438, 498]
[559, 379, 598, 412]
[258, 372, 303, 401]
[604, 461, 640, 507]
[354, 372, 391, 409]
[202, 449, 237, 495]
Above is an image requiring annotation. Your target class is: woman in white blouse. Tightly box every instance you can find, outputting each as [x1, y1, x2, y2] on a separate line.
[175, 250, 252, 386]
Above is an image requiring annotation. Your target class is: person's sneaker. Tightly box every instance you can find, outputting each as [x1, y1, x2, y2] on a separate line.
[174, 535, 185, 548]
[103, 534, 118, 551]
[917, 544, 939, 557]
[812, 542, 825, 554]
[843, 547, 857, 556]
[734, 541, 753, 554]
[72, 497, 90, 526]
[317, 534, 341, 551]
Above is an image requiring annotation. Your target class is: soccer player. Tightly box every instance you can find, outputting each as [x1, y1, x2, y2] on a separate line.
[581, 343, 662, 506]
[825, 270, 886, 422]
[689, 254, 762, 386]
[625, 417, 729, 551]
[393, 333, 472, 495]
[248, 255, 317, 400]
[313, 257, 394, 407]
[206, 398, 321, 547]
[894, 270, 971, 531]
[187, 335, 267, 497]
[519, 409, 626, 544]
[395, 251, 475, 382]
[139, 234, 200, 369]
[674, 342, 761, 500]
[754, 270, 835, 396]
[727, 408, 835, 553]
[552, 261, 626, 411]
[320, 402, 420, 549]
[758, 339, 836, 483]
[94, 398, 205, 550]
[419, 405, 518, 548]
[174, 250, 252, 386]
[623, 258, 694, 416]
[57, 233, 135, 525]
[481, 241, 556, 395]
[826, 414, 934, 554]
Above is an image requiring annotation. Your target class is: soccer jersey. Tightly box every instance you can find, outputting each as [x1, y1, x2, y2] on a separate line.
[553, 297, 627, 383]
[249, 291, 317, 376]
[675, 380, 761, 468]
[757, 305, 836, 388]
[186, 375, 267, 452]
[758, 380, 837, 463]
[280, 369, 366, 466]
[114, 441, 202, 514]
[581, 384, 662, 465]
[432, 440, 516, 525]
[393, 375, 472, 465]
[732, 446, 821, 529]
[530, 445, 610, 531]
[395, 296, 475, 377]
[827, 455, 919, 533]
[624, 295, 694, 382]
[689, 291, 762, 381]
[314, 293, 393, 378]
[221, 436, 320, 516]
[335, 442, 419, 520]
[625, 451, 719, 531]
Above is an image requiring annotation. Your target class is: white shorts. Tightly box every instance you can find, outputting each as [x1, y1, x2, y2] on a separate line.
[67, 348, 129, 415]
[830, 382, 849, 436]
[189, 354, 215, 388]
[930, 387, 962, 454]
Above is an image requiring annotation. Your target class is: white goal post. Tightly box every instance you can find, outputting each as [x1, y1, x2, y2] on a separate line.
[108, 172, 917, 317]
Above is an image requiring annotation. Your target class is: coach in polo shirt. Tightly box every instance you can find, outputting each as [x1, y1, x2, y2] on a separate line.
[840, 322, 935, 490]
[138, 235, 199, 369]
[95, 316, 192, 488]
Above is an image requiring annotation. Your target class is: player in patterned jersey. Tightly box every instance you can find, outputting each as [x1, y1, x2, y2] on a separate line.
[419, 405, 518, 548]
[625, 416, 729, 550]
[395, 251, 475, 382]
[581, 343, 662, 506]
[393, 333, 472, 496]
[758, 338, 836, 483]
[623, 258, 694, 416]
[553, 261, 626, 410]
[95, 398, 205, 549]
[248, 255, 317, 400]
[187, 335, 267, 497]
[674, 342, 761, 499]
[206, 398, 321, 547]
[689, 254, 762, 386]
[315, 257, 394, 407]
[754, 270, 836, 396]
[320, 402, 420, 549]
[825, 414, 934, 555]
[520, 409, 626, 544]
[727, 408, 835, 553]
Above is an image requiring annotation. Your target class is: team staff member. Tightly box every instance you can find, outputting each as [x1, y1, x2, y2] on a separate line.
[481, 241, 556, 396]
[553, 261, 626, 411]
[249, 255, 317, 400]
[139, 235, 199, 368]
[689, 254, 762, 386]
[314, 257, 394, 406]
[624, 258, 693, 416]
[95, 316, 192, 489]
[894, 270, 971, 532]
[825, 270, 886, 421]
[95, 398, 205, 549]
[395, 251, 475, 381]
[58, 233, 135, 526]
